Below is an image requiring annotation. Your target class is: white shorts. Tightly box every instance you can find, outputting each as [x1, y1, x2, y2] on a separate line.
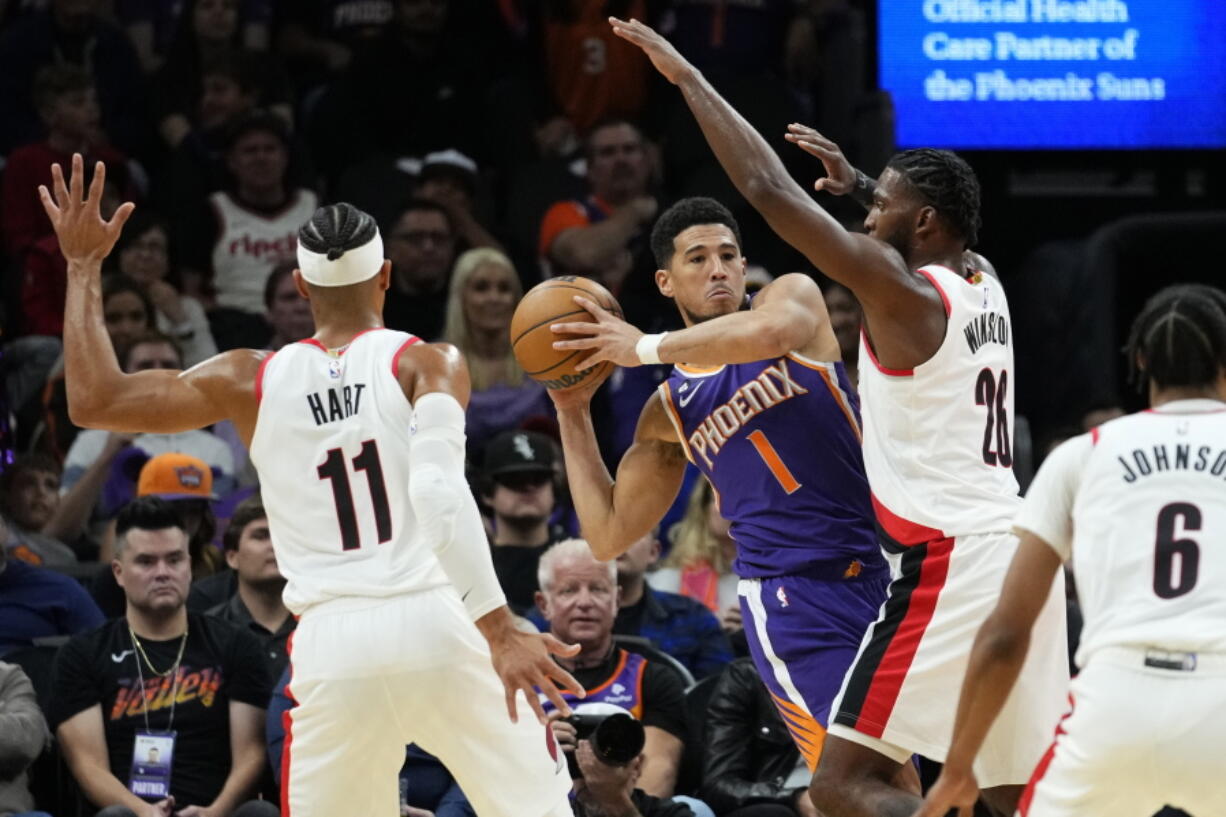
[828, 532, 1069, 787]
[281, 587, 572, 817]
[1019, 646, 1226, 817]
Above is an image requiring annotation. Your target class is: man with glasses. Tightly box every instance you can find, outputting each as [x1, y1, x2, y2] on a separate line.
[383, 198, 458, 340]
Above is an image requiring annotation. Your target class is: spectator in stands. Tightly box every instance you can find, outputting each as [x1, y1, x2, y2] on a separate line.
[275, 0, 394, 89]
[49, 498, 274, 817]
[572, 739, 696, 817]
[416, 149, 505, 254]
[653, 479, 740, 635]
[118, 0, 271, 74]
[538, 119, 657, 291]
[207, 494, 294, 679]
[0, 0, 147, 157]
[442, 248, 550, 453]
[614, 531, 732, 680]
[262, 262, 314, 350]
[820, 281, 861, 389]
[483, 430, 565, 615]
[0, 453, 104, 566]
[383, 199, 458, 341]
[699, 658, 815, 817]
[109, 211, 219, 366]
[535, 539, 688, 798]
[0, 661, 50, 817]
[1, 64, 133, 263]
[178, 110, 318, 349]
[0, 523, 104, 656]
[152, 0, 288, 152]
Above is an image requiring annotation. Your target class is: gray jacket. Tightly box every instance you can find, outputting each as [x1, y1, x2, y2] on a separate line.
[0, 662, 49, 817]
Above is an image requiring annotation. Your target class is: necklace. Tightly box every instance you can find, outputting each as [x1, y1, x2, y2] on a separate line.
[128, 619, 189, 678]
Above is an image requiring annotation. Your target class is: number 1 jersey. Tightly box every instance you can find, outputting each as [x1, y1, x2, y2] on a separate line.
[250, 329, 450, 614]
[858, 265, 1021, 547]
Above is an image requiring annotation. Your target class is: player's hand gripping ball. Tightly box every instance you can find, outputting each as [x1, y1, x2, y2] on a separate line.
[510, 277, 622, 392]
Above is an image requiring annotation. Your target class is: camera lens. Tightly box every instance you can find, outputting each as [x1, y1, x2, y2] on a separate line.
[591, 713, 645, 766]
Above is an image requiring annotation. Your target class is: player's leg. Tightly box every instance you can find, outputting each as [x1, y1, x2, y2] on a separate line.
[1151, 654, 1226, 817]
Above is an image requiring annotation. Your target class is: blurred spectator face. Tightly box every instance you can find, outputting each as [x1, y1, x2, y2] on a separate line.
[266, 272, 314, 343]
[194, 0, 239, 43]
[586, 123, 649, 202]
[118, 225, 170, 287]
[7, 467, 60, 531]
[388, 209, 456, 292]
[614, 532, 659, 583]
[490, 473, 554, 524]
[539, 555, 618, 647]
[104, 291, 151, 350]
[51, 0, 96, 32]
[823, 284, 862, 361]
[417, 175, 473, 212]
[398, 0, 447, 37]
[462, 261, 517, 335]
[199, 73, 254, 131]
[125, 341, 182, 373]
[115, 527, 192, 615]
[227, 129, 289, 192]
[225, 515, 283, 586]
[43, 86, 102, 142]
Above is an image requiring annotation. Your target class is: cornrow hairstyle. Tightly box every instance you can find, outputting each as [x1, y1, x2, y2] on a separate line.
[886, 148, 982, 247]
[650, 197, 743, 269]
[298, 203, 378, 262]
[1126, 284, 1226, 390]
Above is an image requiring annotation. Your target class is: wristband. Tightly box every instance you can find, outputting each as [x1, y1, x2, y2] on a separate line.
[635, 332, 668, 365]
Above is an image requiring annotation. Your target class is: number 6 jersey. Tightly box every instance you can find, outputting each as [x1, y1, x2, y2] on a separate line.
[250, 328, 450, 614]
[858, 265, 1020, 546]
[659, 352, 885, 579]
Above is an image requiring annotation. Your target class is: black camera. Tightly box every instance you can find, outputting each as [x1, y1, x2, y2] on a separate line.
[563, 708, 646, 779]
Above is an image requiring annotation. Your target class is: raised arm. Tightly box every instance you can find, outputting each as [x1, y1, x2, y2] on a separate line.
[610, 18, 917, 313]
[550, 384, 689, 561]
[552, 273, 839, 371]
[42, 156, 263, 441]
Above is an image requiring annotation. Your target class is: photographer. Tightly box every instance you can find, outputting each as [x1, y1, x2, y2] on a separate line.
[572, 738, 694, 817]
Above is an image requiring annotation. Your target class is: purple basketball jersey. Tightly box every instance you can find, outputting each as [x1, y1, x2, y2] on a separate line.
[661, 354, 883, 578]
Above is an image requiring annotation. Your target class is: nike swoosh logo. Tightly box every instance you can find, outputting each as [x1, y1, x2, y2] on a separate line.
[677, 382, 704, 408]
[111, 650, 134, 663]
[461, 589, 472, 601]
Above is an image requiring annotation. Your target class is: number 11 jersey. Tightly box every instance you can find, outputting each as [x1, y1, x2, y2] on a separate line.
[858, 265, 1020, 547]
[250, 328, 450, 614]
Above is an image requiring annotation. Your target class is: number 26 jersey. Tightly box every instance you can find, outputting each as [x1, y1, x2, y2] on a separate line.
[250, 328, 450, 614]
[858, 265, 1020, 546]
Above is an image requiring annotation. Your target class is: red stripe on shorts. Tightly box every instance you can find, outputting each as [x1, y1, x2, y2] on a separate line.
[855, 537, 954, 736]
[1018, 693, 1075, 816]
[871, 493, 947, 547]
[280, 630, 297, 817]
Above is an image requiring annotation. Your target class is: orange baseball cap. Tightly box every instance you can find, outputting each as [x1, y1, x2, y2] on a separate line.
[136, 453, 218, 501]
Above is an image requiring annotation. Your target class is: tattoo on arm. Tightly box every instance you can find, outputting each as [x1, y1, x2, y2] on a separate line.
[852, 169, 877, 210]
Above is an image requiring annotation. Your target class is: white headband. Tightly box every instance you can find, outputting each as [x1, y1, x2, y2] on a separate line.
[297, 230, 385, 287]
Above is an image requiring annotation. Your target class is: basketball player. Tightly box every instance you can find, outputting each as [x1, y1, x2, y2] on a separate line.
[42, 155, 580, 817]
[611, 17, 1068, 817]
[547, 193, 916, 794]
[917, 284, 1226, 817]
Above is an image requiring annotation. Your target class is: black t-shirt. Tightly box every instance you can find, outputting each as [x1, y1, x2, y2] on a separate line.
[49, 613, 273, 808]
[383, 287, 447, 342]
[613, 594, 646, 637]
[490, 540, 560, 615]
[571, 648, 687, 742]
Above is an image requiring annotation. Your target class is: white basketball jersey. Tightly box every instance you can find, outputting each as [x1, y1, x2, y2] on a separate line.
[1016, 401, 1226, 665]
[249, 328, 449, 614]
[209, 189, 318, 314]
[858, 265, 1020, 544]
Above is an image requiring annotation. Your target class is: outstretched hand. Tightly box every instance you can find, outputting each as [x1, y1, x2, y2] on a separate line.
[488, 627, 586, 725]
[909, 765, 979, 817]
[552, 295, 644, 372]
[38, 154, 134, 267]
[609, 16, 696, 85]
[784, 124, 857, 196]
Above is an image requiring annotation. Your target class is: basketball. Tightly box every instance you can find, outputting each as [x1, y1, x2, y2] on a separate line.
[511, 276, 623, 392]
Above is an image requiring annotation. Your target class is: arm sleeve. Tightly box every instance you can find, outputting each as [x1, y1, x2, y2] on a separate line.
[409, 392, 507, 622]
[0, 663, 50, 779]
[538, 201, 588, 257]
[224, 625, 274, 709]
[1014, 433, 1091, 561]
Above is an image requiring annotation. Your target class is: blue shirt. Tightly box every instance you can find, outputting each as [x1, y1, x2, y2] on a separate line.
[0, 556, 104, 655]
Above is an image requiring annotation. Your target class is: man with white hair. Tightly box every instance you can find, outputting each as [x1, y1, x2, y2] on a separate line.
[43, 154, 582, 817]
[535, 538, 689, 800]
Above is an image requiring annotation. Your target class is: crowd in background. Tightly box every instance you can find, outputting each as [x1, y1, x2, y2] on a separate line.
[0, 1, 1217, 816]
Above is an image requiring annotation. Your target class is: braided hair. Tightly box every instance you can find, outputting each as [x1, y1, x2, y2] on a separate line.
[298, 203, 378, 262]
[1126, 284, 1226, 390]
[886, 149, 982, 247]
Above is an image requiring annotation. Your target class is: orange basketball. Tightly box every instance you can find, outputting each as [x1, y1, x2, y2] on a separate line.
[511, 276, 622, 392]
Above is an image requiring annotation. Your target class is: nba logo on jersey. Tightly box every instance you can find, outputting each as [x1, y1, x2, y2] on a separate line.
[327, 359, 342, 380]
[776, 585, 789, 608]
